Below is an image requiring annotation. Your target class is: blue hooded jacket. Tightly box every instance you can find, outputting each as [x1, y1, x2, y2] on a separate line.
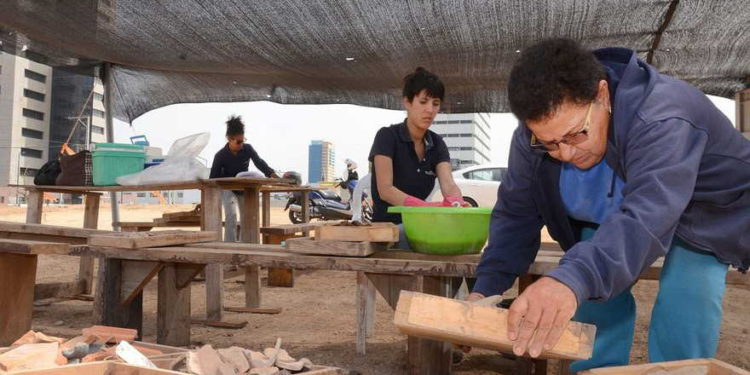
[473, 47, 750, 303]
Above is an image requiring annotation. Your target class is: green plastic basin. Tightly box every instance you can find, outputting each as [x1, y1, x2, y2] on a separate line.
[387, 206, 492, 255]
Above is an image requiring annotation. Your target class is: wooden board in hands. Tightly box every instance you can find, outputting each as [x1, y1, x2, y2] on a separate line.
[284, 237, 387, 257]
[394, 291, 596, 361]
[88, 230, 219, 249]
[315, 222, 399, 243]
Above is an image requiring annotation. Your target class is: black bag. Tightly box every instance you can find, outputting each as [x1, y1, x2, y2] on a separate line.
[34, 160, 62, 185]
[56, 150, 93, 186]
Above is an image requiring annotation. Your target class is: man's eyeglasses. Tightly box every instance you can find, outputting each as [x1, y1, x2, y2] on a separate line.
[530, 102, 593, 152]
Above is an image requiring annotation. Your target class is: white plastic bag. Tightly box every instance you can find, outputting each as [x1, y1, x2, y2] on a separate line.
[116, 132, 210, 185]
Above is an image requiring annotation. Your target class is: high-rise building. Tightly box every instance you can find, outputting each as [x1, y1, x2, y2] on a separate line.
[431, 113, 492, 169]
[308, 140, 336, 184]
[0, 52, 53, 204]
[49, 69, 107, 157]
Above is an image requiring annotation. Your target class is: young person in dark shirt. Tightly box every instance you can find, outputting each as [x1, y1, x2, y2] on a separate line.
[368, 67, 469, 247]
[210, 115, 278, 241]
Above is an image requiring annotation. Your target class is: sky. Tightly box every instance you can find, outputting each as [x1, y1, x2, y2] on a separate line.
[113, 96, 736, 184]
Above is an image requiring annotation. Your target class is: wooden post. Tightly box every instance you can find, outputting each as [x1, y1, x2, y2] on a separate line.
[241, 186, 262, 307]
[93, 258, 143, 336]
[301, 190, 310, 236]
[0, 253, 37, 346]
[266, 233, 295, 288]
[79, 193, 100, 295]
[356, 271, 376, 354]
[407, 276, 452, 375]
[516, 274, 548, 375]
[157, 263, 193, 346]
[262, 191, 271, 228]
[25, 189, 43, 224]
[201, 186, 224, 321]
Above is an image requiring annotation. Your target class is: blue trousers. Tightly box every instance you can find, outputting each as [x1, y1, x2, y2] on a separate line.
[570, 228, 728, 373]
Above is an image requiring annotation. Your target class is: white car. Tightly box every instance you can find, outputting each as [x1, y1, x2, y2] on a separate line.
[428, 164, 507, 207]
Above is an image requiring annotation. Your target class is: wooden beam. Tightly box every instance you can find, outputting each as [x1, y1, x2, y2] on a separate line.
[157, 263, 193, 346]
[0, 239, 69, 255]
[93, 258, 143, 337]
[25, 190, 43, 224]
[240, 186, 261, 243]
[175, 264, 205, 289]
[315, 223, 399, 243]
[0, 253, 37, 345]
[120, 261, 163, 305]
[244, 265, 261, 308]
[0, 221, 113, 238]
[285, 237, 386, 257]
[406, 276, 453, 375]
[260, 221, 341, 236]
[34, 280, 86, 300]
[201, 186, 224, 322]
[265, 233, 295, 288]
[356, 271, 376, 355]
[395, 291, 596, 361]
[79, 194, 100, 295]
[89, 230, 219, 249]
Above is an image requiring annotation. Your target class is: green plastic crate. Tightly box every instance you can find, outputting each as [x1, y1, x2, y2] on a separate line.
[92, 143, 146, 186]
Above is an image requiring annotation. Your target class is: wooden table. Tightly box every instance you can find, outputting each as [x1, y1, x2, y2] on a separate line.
[10, 177, 305, 322]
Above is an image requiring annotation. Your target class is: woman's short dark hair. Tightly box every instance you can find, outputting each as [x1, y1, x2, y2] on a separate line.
[402, 67, 445, 102]
[508, 38, 606, 123]
[226, 115, 245, 136]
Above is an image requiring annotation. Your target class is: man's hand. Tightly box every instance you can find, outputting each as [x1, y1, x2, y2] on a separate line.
[507, 277, 577, 358]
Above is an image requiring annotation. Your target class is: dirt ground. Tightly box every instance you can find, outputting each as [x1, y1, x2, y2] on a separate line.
[1, 203, 748, 374]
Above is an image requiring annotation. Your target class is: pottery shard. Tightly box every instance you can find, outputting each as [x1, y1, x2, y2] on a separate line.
[0, 343, 59, 372]
[218, 346, 251, 374]
[12, 331, 65, 346]
[277, 357, 313, 372]
[245, 350, 273, 368]
[265, 348, 294, 363]
[249, 366, 280, 375]
[191, 345, 235, 375]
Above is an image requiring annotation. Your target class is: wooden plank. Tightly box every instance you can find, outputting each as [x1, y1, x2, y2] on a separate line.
[407, 276, 452, 375]
[316, 223, 399, 243]
[0, 221, 113, 239]
[244, 265, 261, 308]
[0, 253, 37, 346]
[265, 233, 296, 287]
[120, 261, 163, 305]
[394, 291, 596, 361]
[0, 239, 69, 255]
[93, 258, 143, 337]
[262, 191, 271, 227]
[285, 237, 386, 257]
[25, 189, 43, 224]
[79, 194, 100, 295]
[88, 230, 219, 249]
[157, 263, 193, 346]
[224, 306, 282, 314]
[260, 221, 341, 235]
[6, 361, 190, 374]
[191, 319, 248, 329]
[241, 186, 261, 243]
[356, 271, 376, 355]
[580, 358, 750, 374]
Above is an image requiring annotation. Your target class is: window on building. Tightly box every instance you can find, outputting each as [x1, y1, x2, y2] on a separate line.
[92, 125, 105, 135]
[136, 193, 146, 197]
[94, 93, 104, 101]
[93, 109, 105, 118]
[21, 148, 43, 159]
[23, 89, 45, 102]
[22, 108, 44, 121]
[22, 128, 44, 139]
[460, 120, 473, 124]
[24, 69, 46, 83]
[177, 192, 184, 198]
[20, 167, 40, 176]
[0, 197, 4, 203]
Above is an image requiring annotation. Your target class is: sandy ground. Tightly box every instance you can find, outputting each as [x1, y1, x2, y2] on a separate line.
[1, 203, 748, 374]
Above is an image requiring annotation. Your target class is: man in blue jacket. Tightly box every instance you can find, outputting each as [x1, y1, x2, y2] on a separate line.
[469, 38, 750, 371]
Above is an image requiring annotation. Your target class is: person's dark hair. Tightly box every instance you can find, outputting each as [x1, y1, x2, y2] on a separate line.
[508, 38, 606, 123]
[226, 115, 245, 136]
[402, 67, 445, 102]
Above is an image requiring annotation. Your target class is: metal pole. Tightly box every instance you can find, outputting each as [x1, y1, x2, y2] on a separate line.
[103, 63, 121, 231]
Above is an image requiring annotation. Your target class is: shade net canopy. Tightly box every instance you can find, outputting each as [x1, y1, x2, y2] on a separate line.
[1, 0, 748, 122]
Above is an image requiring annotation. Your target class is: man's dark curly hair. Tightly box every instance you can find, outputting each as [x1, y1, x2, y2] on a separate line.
[402, 67, 445, 102]
[226, 115, 245, 136]
[508, 38, 606, 123]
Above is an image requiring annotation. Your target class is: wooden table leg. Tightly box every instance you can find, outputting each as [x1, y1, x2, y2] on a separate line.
[266, 233, 295, 288]
[407, 276, 452, 375]
[515, 274, 547, 375]
[0, 253, 37, 345]
[25, 189, 43, 224]
[356, 271, 376, 354]
[93, 258, 143, 336]
[301, 191, 310, 236]
[201, 187, 224, 322]
[158, 263, 203, 346]
[79, 193, 100, 295]
[241, 187, 262, 307]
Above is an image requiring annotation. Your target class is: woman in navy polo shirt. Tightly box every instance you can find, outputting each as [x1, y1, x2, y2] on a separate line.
[368, 67, 469, 248]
